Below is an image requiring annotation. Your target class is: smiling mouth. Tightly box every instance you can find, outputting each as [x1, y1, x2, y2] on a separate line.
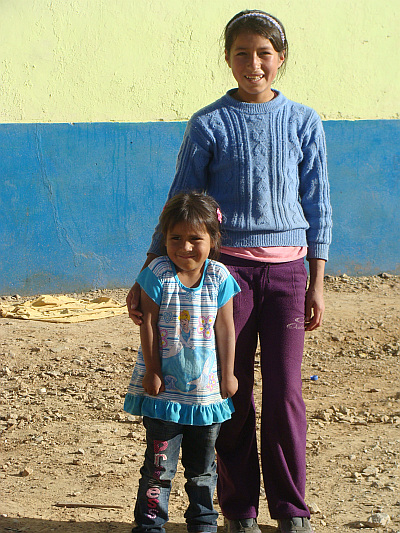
[245, 74, 264, 81]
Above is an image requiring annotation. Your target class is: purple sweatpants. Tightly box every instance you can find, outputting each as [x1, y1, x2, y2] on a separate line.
[216, 255, 310, 520]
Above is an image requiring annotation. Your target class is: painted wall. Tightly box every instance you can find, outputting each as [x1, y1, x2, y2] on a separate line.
[0, 1, 399, 295]
[1, 0, 398, 122]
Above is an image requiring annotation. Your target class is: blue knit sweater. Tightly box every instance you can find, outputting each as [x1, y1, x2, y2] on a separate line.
[149, 89, 332, 260]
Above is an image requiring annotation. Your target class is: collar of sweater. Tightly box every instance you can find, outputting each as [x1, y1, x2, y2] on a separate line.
[224, 88, 287, 114]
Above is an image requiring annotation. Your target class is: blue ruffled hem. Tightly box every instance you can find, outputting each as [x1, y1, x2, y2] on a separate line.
[123, 394, 235, 426]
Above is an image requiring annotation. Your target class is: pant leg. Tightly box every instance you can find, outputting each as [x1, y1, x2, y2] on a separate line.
[216, 257, 260, 520]
[258, 259, 309, 519]
[133, 417, 183, 533]
[182, 423, 221, 533]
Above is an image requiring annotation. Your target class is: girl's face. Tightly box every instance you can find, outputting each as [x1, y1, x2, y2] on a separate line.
[180, 318, 189, 331]
[225, 32, 285, 103]
[165, 221, 212, 276]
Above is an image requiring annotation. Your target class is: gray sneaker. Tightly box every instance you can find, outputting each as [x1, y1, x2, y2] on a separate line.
[278, 517, 314, 533]
[225, 518, 261, 533]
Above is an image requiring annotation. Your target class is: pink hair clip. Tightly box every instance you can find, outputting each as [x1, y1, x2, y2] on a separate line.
[216, 208, 222, 223]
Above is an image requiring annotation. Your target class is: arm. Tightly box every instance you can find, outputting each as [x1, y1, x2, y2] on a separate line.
[126, 253, 158, 324]
[140, 289, 165, 396]
[128, 121, 213, 323]
[305, 258, 326, 331]
[147, 118, 213, 256]
[299, 113, 332, 261]
[214, 299, 238, 399]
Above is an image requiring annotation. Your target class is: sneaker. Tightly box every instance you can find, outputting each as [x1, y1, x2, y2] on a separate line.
[278, 517, 314, 533]
[225, 518, 261, 533]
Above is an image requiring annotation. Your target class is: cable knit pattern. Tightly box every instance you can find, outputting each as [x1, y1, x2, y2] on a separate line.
[149, 90, 332, 260]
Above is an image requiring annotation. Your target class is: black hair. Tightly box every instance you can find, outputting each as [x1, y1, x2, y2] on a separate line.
[159, 191, 222, 260]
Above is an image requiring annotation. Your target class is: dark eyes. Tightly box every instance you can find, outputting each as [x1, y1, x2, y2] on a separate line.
[236, 51, 271, 57]
[170, 236, 203, 241]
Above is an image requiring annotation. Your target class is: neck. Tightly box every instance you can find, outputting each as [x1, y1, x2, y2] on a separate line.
[233, 88, 276, 104]
[175, 263, 205, 288]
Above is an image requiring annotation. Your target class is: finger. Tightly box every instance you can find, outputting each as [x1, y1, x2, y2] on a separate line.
[128, 307, 143, 324]
[304, 304, 312, 324]
[306, 313, 322, 331]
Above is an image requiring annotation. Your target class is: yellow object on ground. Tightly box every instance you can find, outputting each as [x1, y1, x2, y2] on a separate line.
[0, 295, 128, 323]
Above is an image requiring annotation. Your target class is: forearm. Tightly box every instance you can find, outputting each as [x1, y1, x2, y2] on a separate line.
[216, 331, 235, 378]
[214, 300, 237, 397]
[140, 321, 162, 374]
[308, 258, 326, 290]
[305, 258, 326, 330]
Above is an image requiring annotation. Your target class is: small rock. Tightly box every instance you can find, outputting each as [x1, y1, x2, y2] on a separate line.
[362, 466, 379, 477]
[367, 513, 390, 527]
[20, 468, 32, 477]
[308, 502, 321, 514]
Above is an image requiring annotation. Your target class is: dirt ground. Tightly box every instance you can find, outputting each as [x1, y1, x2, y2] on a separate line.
[1, 274, 399, 533]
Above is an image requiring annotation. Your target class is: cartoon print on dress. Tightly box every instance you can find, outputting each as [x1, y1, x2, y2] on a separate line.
[197, 315, 214, 340]
[178, 310, 194, 348]
[162, 347, 216, 393]
[159, 328, 168, 348]
[162, 309, 194, 358]
[187, 354, 219, 393]
[207, 372, 218, 391]
[179, 290, 200, 303]
[158, 309, 219, 394]
[162, 311, 174, 323]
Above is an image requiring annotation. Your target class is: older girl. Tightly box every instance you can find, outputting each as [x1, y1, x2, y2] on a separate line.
[128, 10, 332, 533]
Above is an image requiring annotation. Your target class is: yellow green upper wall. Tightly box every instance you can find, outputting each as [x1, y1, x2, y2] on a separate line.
[1, 0, 398, 122]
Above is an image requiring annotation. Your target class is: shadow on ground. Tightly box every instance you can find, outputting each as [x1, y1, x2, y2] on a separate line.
[0, 517, 278, 533]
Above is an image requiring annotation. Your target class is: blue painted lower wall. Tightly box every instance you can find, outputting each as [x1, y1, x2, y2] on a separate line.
[1, 120, 399, 295]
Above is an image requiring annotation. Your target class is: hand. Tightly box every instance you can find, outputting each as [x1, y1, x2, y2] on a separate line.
[126, 282, 143, 324]
[142, 371, 165, 396]
[220, 375, 238, 399]
[305, 286, 325, 331]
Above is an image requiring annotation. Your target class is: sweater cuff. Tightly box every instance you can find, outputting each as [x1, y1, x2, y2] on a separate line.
[307, 243, 329, 261]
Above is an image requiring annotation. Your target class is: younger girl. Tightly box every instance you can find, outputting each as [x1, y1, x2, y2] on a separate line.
[128, 9, 332, 533]
[124, 191, 240, 533]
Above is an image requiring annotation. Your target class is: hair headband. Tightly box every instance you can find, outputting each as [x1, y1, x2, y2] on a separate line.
[227, 13, 285, 44]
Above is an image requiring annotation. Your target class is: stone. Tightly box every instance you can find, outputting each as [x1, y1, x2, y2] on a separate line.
[367, 513, 390, 527]
[362, 466, 379, 477]
[308, 502, 321, 514]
